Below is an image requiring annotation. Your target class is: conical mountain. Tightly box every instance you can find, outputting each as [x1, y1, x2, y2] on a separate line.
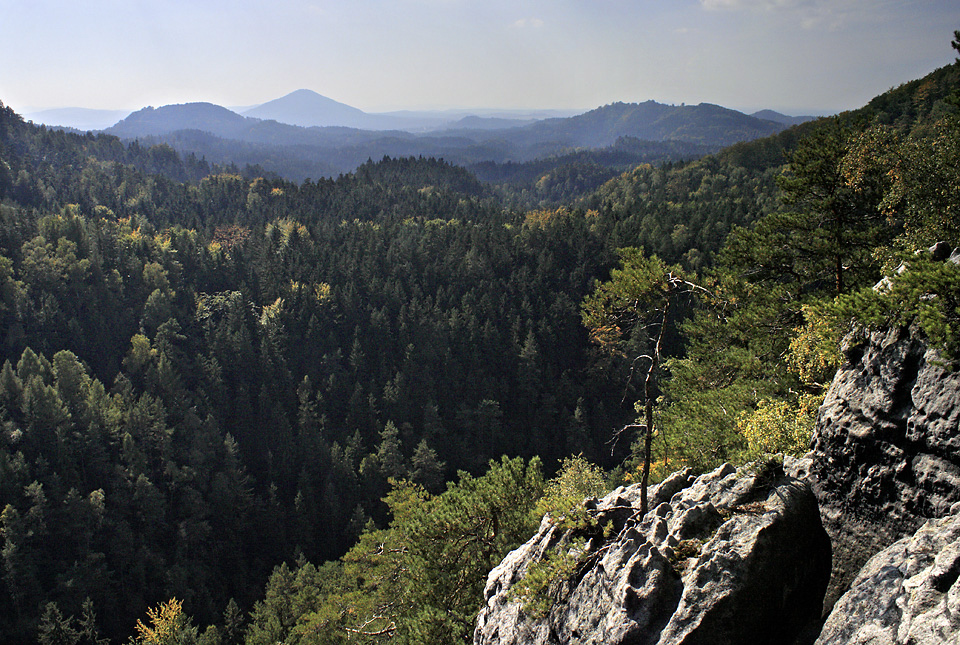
[243, 89, 369, 128]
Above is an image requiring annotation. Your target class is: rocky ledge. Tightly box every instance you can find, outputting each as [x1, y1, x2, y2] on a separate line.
[475, 462, 831, 645]
[816, 512, 960, 645]
[476, 245, 960, 644]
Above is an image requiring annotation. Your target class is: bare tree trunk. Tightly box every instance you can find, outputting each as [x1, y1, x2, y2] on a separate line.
[640, 299, 669, 516]
[640, 378, 653, 515]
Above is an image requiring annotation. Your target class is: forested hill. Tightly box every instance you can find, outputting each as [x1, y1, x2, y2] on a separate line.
[99, 98, 794, 185]
[0, 100, 636, 642]
[0, 51, 958, 645]
[105, 103, 253, 139]
[513, 100, 787, 148]
[581, 61, 960, 267]
[0, 105, 219, 188]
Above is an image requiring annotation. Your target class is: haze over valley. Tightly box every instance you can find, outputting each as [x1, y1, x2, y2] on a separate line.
[19, 89, 814, 195]
[2, 3, 960, 644]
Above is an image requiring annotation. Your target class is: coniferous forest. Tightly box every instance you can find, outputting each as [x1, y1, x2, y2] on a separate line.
[2, 41, 960, 645]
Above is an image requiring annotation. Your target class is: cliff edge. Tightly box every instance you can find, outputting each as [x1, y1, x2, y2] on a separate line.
[476, 248, 960, 644]
[475, 463, 831, 645]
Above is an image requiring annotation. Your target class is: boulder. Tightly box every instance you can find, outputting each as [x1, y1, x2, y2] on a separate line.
[474, 462, 831, 645]
[815, 512, 960, 645]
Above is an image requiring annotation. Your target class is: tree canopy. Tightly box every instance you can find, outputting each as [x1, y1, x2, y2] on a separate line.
[0, 40, 959, 644]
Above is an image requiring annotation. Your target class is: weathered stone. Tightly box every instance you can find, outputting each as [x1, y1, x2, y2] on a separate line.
[815, 513, 960, 645]
[810, 323, 960, 610]
[477, 245, 960, 645]
[474, 462, 831, 645]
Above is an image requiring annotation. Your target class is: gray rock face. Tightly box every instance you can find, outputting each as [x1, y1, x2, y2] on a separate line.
[474, 462, 831, 645]
[476, 246, 960, 644]
[810, 325, 960, 608]
[815, 513, 960, 645]
[814, 325, 960, 521]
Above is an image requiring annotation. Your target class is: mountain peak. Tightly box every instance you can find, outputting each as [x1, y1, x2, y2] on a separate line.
[243, 90, 368, 128]
[284, 89, 327, 99]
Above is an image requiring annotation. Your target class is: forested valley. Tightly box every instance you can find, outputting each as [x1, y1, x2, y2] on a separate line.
[1, 46, 959, 645]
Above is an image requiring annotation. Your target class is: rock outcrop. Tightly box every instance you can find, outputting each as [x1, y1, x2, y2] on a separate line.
[810, 323, 960, 609]
[815, 511, 960, 645]
[474, 462, 831, 645]
[477, 245, 960, 644]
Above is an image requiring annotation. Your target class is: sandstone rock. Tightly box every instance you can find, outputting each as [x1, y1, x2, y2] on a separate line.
[815, 513, 960, 645]
[476, 245, 960, 644]
[810, 324, 960, 609]
[474, 462, 831, 645]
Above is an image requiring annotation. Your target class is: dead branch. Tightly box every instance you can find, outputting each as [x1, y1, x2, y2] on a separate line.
[608, 423, 647, 455]
[345, 617, 397, 637]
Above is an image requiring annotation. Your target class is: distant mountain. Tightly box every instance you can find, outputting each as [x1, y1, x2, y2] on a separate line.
[105, 102, 254, 139]
[750, 110, 817, 127]
[512, 101, 789, 148]
[241, 90, 568, 131]
[242, 89, 369, 128]
[100, 97, 796, 180]
[24, 107, 131, 131]
[387, 108, 579, 132]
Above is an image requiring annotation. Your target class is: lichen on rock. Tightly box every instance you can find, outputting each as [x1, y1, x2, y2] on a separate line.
[474, 462, 831, 645]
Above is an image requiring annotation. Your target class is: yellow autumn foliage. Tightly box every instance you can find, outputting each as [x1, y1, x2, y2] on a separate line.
[736, 393, 823, 458]
[132, 598, 197, 645]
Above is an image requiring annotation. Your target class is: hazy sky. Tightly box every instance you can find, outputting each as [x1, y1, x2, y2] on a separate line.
[2, 0, 958, 116]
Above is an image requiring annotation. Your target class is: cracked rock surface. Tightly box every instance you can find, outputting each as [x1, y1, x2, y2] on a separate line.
[474, 462, 831, 645]
[815, 512, 960, 645]
[810, 324, 960, 610]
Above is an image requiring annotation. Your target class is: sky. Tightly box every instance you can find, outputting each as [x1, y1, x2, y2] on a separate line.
[2, 0, 958, 117]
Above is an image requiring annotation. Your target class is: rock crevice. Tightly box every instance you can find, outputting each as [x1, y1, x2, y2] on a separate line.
[475, 463, 831, 645]
[811, 322, 960, 610]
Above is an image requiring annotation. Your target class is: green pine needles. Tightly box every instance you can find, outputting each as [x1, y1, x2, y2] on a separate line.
[507, 456, 610, 619]
[833, 252, 960, 364]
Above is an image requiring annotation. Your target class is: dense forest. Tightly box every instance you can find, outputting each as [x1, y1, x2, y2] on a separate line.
[1, 38, 959, 645]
